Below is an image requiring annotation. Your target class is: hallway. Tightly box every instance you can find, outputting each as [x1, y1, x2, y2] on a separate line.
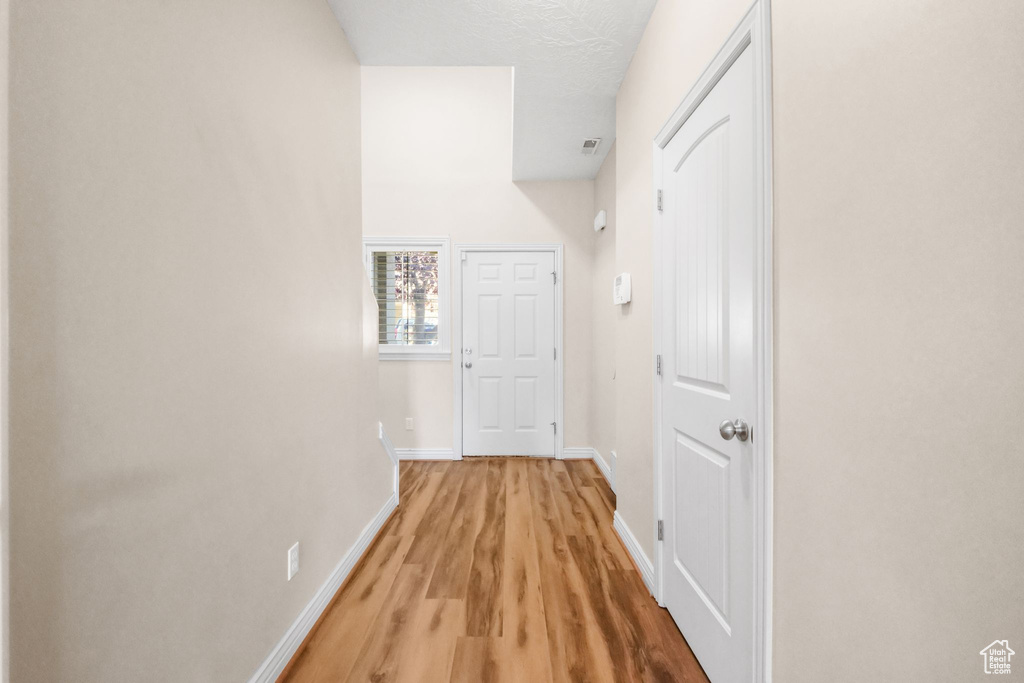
[283, 459, 709, 682]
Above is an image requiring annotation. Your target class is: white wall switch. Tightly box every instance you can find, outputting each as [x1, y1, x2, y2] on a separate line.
[594, 209, 607, 231]
[405, 417, 414, 430]
[287, 542, 300, 581]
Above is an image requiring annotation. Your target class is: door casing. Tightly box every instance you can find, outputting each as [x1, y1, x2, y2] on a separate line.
[651, 2, 773, 681]
[452, 243, 564, 460]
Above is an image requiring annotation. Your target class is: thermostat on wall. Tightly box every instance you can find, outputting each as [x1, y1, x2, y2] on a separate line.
[613, 273, 632, 305]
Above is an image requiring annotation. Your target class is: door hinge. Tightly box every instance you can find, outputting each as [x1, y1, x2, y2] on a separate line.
[657, 520, 664, 541]
[554, 347, 557, 360]
[656, 354, 662, 376]
[657, 189, 663, 212]
[552, 271, 557, 285]
[550, 421, 557, 434]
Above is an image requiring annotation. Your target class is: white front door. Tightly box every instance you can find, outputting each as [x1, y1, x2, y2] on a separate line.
[659, 44, 757, 683]
[461, 251, 556, 456]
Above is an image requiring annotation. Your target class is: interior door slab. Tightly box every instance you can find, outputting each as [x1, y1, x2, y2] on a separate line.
[660, 44, 757, 683]
[462, 251, 555, 456]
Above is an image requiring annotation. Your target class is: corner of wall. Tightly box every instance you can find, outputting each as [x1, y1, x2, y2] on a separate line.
[0, 0, 9, 678]
[378, 421, 400, 503]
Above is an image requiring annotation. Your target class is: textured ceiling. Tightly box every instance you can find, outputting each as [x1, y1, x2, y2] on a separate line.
[326, 0, 657, 180]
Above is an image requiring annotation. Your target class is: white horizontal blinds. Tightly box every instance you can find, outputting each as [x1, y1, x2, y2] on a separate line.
[371, 250, 441, 346]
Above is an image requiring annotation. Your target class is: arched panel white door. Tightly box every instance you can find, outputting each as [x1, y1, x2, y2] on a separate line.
[659, 44, 757, 683]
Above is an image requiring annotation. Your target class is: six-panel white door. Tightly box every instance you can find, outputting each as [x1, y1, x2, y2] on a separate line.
[659, 44, 757, 683]
[462, 251, 556, 456]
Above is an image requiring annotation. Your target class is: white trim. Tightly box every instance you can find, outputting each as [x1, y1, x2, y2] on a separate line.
[394, 448, 455, 461]
[592, 448, 615, 492]
[651, 2, 773, 681]
[608, 451, 618, 493]
[247, 492, 398, 683]
[373, 352, 450, 362]
[378, 422, 400, 504]
[755, 4, 774, 680]
[451, 243, 564, 460]
[614, 511, 655, 597]
[562, 447, 614, 492]
[361, 236, 451, 361]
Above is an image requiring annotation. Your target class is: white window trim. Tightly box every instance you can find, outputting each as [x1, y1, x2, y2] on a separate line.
[362, 236, 451, 361]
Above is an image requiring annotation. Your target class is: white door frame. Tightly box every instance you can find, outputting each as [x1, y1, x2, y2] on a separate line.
[452, 243, 564, 460]
[651, 2, 773, 681]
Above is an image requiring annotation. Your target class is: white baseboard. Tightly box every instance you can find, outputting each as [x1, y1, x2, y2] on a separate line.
[378, 422, 400, 503]
[614, 511, 656, 598]
[592, 448, 615, 492]
[395, 448, 455, 461]
[562, 446, 615, 493]
[247, 492, 398, 683]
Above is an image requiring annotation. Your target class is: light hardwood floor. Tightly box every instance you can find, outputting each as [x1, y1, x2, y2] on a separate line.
[281, 458, 709, 683]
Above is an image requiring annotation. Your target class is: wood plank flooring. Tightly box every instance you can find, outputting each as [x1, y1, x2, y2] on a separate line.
[282, 458, 709, 683]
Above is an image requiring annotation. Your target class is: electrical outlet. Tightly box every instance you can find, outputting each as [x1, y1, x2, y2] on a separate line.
[287, 542, 299, 581]
[405, 417, 414, 431]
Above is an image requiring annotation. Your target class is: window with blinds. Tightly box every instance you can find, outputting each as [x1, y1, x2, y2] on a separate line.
[371, 250, 439, 345]
[363, 238, 450, 359]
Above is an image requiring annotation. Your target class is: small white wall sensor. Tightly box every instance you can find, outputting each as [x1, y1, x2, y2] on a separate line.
[287, 542, 300, 581]
[613, 273, 632, 305]
[594, 209, 607, 232]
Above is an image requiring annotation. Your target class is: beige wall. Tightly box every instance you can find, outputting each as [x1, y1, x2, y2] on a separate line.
[613, 0, 751, 560]
[7, 1, 1021, 681]
[361, 66, 597, 451]
[590, 145, 617, 467]
[8, 1, 392, 681]
[617, 0, 1024, 679]
[771, 0, 1024, 680]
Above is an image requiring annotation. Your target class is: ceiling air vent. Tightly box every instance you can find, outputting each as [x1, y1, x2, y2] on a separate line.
[580, 138, 602, 156]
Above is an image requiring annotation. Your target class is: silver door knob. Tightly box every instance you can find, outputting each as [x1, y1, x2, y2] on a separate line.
[464, 361, 472, 369]
[719, 419, 750, 442]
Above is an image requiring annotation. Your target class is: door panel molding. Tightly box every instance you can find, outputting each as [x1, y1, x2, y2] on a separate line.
[452, 243, 564, 460]
[652, 2, 773, 682]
